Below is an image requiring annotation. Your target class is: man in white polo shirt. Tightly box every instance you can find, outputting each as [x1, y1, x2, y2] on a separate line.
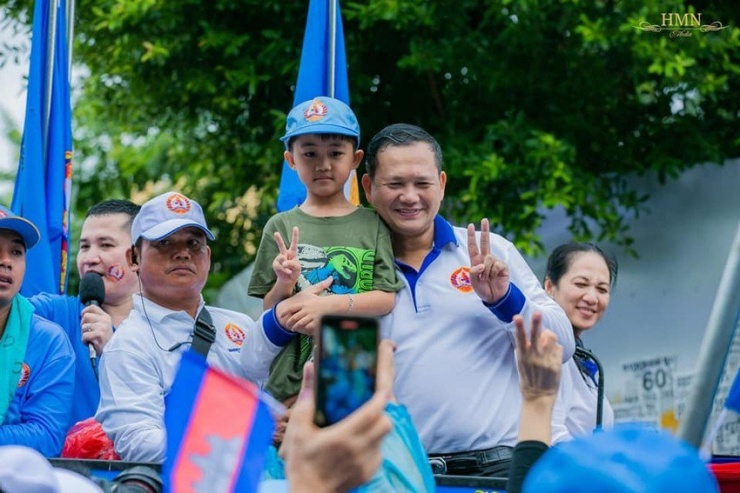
[96, 191, 260, 463]
[360, 124, 575, 477]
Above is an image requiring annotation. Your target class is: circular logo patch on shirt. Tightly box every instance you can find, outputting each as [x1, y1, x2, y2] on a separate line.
[450, 266, 473, 293]
[165, 193, 191, 215]
[17, 363, 30, 388]
[224, 323, 246, 347]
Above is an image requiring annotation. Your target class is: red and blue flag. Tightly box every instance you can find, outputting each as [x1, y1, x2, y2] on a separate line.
[164, 351, 275, 493]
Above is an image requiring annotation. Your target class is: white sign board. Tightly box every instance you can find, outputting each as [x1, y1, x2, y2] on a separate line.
[612, 321, 740, 456]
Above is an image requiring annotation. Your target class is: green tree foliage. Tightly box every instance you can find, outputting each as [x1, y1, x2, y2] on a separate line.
[1, 0, 738, 290]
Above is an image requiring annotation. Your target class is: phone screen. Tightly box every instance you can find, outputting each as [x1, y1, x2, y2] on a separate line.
[315, 315, 378, 427]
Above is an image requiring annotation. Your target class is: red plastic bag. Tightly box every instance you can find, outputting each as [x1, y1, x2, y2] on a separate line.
[61, 418, 120, 460]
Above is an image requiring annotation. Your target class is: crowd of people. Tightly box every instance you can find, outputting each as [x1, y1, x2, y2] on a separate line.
[0, 95, 720, 492]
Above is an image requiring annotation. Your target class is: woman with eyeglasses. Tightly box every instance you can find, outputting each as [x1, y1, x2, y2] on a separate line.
[544, 243, 618, 437]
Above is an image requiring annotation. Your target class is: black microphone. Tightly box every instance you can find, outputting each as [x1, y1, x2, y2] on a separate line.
[79, 272, 106, 370]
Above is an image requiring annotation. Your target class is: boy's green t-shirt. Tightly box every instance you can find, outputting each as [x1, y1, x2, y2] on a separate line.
[249, 206, 402, 401]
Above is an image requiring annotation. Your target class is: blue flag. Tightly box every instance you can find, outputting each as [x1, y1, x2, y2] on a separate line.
[163, 351, 275, 492]
[277, 0, 357, 211]
[12, 0, 73, 296]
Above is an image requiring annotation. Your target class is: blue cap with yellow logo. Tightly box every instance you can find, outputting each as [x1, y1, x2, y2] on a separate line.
[281, 96, 360, 147]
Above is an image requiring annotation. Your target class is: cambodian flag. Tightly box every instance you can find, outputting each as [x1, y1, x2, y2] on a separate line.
[11, 0, 73, 296]
[163, 351, 275, 493]
[277, 0, 358, 212]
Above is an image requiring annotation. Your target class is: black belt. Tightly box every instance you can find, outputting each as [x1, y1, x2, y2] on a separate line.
[428, 446, 513, 474]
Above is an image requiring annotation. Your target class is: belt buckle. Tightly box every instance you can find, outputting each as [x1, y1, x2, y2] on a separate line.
[481, 446, 511, 465]
[428, 457, 447, 475]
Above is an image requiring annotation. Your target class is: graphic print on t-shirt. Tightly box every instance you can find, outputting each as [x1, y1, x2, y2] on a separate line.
[296, 244, 375, 294]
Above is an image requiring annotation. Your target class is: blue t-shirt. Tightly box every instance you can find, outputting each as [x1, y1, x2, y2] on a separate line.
[0, 314, 75, 457]
[29, 294, 99, 426]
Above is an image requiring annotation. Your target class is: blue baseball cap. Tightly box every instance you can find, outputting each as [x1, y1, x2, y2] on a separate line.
[281, 97, 360, 147]
[0, 205, 40, 250]
[523, 425, 718, 493]
[131, 191, 215, 243]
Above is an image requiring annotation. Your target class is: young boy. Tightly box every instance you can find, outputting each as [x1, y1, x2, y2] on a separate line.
[248, 96, 402, 409]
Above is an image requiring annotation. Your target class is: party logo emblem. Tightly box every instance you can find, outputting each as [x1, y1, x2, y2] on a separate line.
[225, 323, 246, 347]
[166, 193, 191, 215]
[304, 99, 328, 122]
[108, 265, 125, 281]
[450, 266, 473, 293]
[17, 363, 30, 388]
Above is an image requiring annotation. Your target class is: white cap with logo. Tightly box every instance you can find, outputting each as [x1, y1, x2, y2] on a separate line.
[131, 191, 215, 243]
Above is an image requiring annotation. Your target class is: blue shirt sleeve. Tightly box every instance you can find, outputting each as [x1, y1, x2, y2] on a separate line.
[0, 315, 75, 457]
[483, 282, 526, 323]
[263, 306, 296, 347]
[27, 293, 99, 426]
[28, 292, 58, 318]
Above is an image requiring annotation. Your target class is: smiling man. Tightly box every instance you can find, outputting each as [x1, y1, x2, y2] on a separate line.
[0, 206, 74, 456]
[95, 191, 257, 463]
[361, 124, 574, 477]
[29, 199, 140, 426]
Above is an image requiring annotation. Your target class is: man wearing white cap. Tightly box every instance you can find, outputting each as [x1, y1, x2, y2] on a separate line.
[0, 206, 75, 457]
[95, 191, 324, 463]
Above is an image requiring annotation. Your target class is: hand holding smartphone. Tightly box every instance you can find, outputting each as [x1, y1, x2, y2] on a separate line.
[315, 315, 379, 427]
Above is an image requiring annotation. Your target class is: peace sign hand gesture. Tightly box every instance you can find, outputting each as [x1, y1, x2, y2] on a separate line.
[273, 226, 302, 291]
[467, 218, 510, 305]
[514, 312, 563, 402]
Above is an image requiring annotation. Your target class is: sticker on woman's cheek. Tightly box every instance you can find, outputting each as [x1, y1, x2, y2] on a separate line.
[108, 265, 125, 281]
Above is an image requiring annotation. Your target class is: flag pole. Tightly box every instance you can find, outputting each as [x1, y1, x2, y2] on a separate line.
[66, 0, 75, 75]
[327, 0, 336, 98]
[678, 221, 740, 447]
[43, 0, 60, 166]
[13, 0, 73, 295]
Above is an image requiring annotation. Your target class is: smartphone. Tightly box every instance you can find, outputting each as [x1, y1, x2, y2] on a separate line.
[315, 315, 379, 427]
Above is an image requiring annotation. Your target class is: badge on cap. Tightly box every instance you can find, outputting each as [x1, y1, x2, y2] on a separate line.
[304, 99, 328, 122]
[166, 193, 191, 215]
